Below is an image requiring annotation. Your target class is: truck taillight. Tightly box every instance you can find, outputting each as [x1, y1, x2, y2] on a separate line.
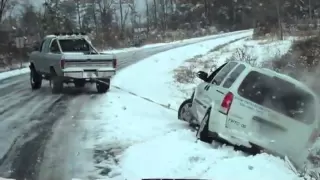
[113, 59, 117, 68]
[60, 59, 65, 69]
[219, 92, 233, 115]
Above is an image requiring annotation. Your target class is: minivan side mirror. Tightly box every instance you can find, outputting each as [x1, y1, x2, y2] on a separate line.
[196, 71, 208, 81]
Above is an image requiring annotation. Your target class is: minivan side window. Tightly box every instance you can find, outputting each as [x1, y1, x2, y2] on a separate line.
[222, 64, 246, 88]
[211, 62, 237, 85]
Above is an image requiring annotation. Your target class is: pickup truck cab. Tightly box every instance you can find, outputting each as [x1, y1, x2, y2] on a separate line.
[29, 33, 117, 93]
[178, 61, 320, 170]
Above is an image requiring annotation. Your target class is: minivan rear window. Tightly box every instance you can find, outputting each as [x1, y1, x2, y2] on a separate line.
[238, 71, 315, 124]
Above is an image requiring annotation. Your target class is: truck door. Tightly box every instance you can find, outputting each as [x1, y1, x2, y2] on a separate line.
[34, 39, 51, 72]
[45, 39, 62, 73]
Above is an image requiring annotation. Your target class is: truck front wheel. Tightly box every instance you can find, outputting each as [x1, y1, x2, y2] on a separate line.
[96, 79, 110, 93]
[30, 69, 42, 90]
[50, 77, 63, 94]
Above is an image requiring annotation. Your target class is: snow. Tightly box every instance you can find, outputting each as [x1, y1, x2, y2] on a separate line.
[120, 131, 297, 180]
[112, 31, 253, 110]
[79, 31, 302, 180]
[103, 29, 252, 53]
[0, 67, 29, 81]
[172, 37, 294, 98]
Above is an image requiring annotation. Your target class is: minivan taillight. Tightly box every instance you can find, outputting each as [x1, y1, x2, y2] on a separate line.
[60, 59, 65, 69]
[219, 92, 234, 115]
[113, 59, 117, 68]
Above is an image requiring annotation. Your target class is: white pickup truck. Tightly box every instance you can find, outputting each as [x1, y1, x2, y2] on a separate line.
[178, 61, 320, 170]
[29, 33, 116, 93]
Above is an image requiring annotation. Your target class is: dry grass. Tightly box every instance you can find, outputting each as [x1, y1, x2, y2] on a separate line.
[173, 63, 197, 84]
[225, 47, 259, 67]
[173, 55, 217, 84]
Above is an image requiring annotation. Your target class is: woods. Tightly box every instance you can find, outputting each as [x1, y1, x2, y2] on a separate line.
[0, 0, 319, 69]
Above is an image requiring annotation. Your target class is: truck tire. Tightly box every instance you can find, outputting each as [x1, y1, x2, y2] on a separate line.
[50, 77, 63, 94]
[96, 79, 110, 93]
[30, 69, 42, 90]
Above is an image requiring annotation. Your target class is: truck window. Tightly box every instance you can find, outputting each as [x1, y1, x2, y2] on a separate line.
[222, 64, 246, 88]
[41, 39, 51, 52]
[50, 40, 60, 53]
[238, 71, 315, 124]
[58, 39, 96, 53]
[211, 62, 237, 85]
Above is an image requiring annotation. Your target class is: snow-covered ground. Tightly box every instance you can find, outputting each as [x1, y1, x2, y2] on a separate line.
[103, 30, 252, 54]
[77, 32, 303, 180]
[172, 37, 293, 99]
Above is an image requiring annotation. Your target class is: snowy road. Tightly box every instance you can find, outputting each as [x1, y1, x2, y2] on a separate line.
[0, 30, 252, 180]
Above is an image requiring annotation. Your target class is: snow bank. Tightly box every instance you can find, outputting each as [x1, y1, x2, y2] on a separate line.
[80, 31, 301, 180]
[0, 67, 29, 81]
[103, 30, 252, 54]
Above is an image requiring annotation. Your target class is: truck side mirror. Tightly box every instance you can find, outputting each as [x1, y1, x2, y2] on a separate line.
[32, 44, 39, 51]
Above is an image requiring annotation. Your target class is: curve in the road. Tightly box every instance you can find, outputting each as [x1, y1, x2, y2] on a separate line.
[0, 30, 252, 180]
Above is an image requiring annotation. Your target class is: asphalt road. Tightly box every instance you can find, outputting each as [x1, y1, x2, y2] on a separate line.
[0, 30, 251, 180]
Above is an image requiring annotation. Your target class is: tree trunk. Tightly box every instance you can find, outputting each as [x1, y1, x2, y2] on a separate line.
[76, 0, 81, 30]
[153, 0, 157, 28]
[119, 0, 124, 38]
[275, 0, 283, 40]
[146, 0, 150, 33]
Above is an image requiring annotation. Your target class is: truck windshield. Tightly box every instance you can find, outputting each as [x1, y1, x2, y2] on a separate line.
[238, 71, 315, 124]
[58, 39, 97, 54]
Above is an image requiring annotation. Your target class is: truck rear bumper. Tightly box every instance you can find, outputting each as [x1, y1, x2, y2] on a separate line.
[63, 68, 116, 79]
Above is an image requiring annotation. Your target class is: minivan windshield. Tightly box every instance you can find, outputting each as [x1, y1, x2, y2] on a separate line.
[238, 71, 315, 124]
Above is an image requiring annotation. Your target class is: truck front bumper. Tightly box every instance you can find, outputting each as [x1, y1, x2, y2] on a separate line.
[63, 68, 116, 79]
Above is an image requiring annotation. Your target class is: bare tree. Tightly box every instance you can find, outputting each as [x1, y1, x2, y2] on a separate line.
[275, 0, 284, 40]
[152, 0, 157, 28]
[0, 0, 17, 23]
[145, 0, 150, 32]
[75, 0, 82, 30]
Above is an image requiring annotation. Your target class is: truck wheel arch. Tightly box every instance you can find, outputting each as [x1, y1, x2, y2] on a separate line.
[50, 66, 57, 76]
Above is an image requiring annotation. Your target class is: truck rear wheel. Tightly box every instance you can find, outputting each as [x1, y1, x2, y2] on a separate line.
[50, 77, 63, 94]
[96, 79, 110, 93]
[30, 69, 42, 90]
